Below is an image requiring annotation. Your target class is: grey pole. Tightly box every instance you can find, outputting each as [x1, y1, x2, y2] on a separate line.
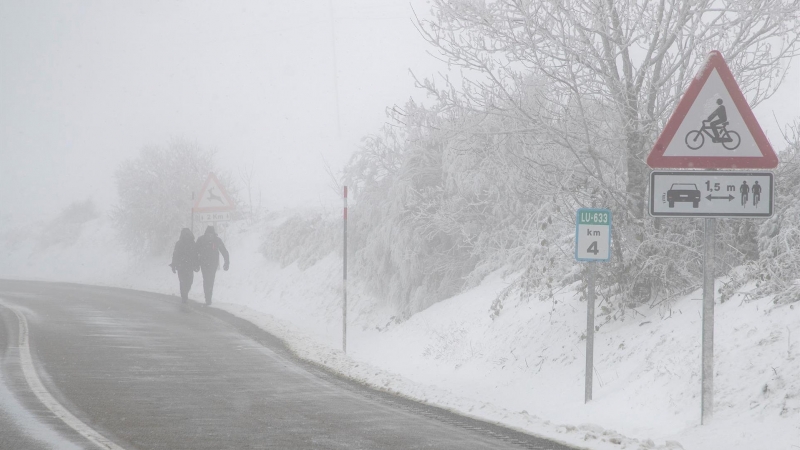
[701, 217, 716, 424]
[585, 261, 596, 403]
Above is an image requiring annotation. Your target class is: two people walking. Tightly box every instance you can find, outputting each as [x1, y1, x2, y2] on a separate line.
[170, 226, 230, 305]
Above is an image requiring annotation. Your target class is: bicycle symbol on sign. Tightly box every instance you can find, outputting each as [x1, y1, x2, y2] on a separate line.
[684, 99, 741, 151]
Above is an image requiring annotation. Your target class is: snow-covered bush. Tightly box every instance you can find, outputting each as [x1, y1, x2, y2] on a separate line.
[739, 123, 800, 305]
[260, 212, 339, 270]
[345, 109, 477, 316]
[112, 139, 236, 255]
[344, 98, 579, 316]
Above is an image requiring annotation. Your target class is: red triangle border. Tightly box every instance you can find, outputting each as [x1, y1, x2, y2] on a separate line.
[646, 51, 778, 169]
[192, 172, 236, 213]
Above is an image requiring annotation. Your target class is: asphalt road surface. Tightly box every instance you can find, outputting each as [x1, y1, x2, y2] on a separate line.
[0, 280, 577, 450]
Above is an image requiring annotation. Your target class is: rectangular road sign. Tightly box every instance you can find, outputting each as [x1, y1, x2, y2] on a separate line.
[196, 211, 232, 222]
[575, 208, 612, 261]
[650, 171, 773, 218]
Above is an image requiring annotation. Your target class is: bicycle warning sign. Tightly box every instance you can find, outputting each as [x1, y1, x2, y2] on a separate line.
[647, 51, 778, 169]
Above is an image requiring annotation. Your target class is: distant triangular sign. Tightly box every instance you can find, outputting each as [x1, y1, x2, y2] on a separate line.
[193, 173, 235, 212]
[646, 51, 778, 169]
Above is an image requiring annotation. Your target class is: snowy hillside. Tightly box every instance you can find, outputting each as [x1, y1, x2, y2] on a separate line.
[1, 214, 798, 450]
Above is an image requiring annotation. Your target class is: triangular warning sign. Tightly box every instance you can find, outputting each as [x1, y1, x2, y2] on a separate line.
[647, 51, 778, 169]
[193, 173, 235, 212]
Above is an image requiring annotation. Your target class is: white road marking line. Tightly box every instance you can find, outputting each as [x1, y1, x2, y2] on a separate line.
[3, 303, 128, 450]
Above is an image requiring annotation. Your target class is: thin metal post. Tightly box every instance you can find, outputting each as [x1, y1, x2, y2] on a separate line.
[191, 192, 195, 235]
[585, 261, 596, 403]
[701, 218, 716, 424]
[343, 186, 348, 353]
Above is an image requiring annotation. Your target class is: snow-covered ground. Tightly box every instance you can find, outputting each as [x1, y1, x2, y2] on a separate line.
[1, 215, 798, 450]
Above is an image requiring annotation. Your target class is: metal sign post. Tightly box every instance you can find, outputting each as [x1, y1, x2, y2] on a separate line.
[343, 186, 348, 353]
[575, 208, 612, 403]
[585, 261, 596, 403]
[701, 218, 716, 424]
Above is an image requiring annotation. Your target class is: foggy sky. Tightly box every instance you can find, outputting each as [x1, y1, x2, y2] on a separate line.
[1, 0, 798, 225]
[0, 0, 438, 223]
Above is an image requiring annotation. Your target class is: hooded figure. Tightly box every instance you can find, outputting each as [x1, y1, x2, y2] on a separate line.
[170, 228, 199, 303]
[194, 226, 229, 305]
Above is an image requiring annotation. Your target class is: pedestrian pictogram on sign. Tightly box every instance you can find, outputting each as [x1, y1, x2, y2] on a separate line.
[646, 51, 778, 169]
[193, 173, 235, 213]
[649, 171, 773, 218]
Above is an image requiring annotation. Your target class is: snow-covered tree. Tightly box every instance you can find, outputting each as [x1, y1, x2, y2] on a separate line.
[415, 0, 798, 218]
[112, 139, 236, 255]
[345, 0, 799, 315]
[746, 121, 800, 305]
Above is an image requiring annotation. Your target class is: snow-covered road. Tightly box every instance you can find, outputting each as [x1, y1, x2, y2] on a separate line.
[0, 280, 576, 450]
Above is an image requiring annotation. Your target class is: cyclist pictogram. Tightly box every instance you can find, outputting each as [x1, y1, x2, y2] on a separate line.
[752, 180, 761, 207]
[684, 99, 741, 151]
[739, 180, 749, 207]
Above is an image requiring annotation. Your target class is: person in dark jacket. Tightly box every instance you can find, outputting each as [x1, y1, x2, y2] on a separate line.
[195, 225, 229, 305]
[170, 228, 199, 303]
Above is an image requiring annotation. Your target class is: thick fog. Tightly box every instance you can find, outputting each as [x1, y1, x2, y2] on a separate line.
[0, 0, 444, 224]
[0, 1, 797, 223]
[2, 3, 800, 449]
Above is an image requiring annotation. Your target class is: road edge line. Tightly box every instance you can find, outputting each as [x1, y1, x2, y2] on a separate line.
[1, 302, 127, 450]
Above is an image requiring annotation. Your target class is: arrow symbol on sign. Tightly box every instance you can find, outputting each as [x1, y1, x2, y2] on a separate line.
[706, 194, 734, 201]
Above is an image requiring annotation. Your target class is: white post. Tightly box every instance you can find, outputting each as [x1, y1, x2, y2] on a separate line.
[343, 186, 348, 353]
[701, 217, 716, 424]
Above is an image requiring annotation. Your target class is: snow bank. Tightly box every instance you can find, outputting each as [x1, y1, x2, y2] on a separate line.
[1, 215, 797, 450]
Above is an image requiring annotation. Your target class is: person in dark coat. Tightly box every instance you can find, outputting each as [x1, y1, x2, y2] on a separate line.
[195, 225, 229, 305]
[170, 228, 199, 303]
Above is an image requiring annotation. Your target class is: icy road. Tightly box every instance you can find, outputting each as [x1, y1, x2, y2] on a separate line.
[0, 281, 575, 450]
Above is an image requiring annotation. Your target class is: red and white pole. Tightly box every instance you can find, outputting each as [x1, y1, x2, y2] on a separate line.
[342, 185, 348, 353]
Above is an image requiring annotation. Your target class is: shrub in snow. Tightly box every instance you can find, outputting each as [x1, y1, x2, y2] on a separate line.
[736, 123, 800, 305]
[345, 111, 488, 317]
[260, 212, 339, 270]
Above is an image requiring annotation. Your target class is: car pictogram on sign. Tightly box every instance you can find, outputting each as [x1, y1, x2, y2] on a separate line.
[667, 183, 701, 208]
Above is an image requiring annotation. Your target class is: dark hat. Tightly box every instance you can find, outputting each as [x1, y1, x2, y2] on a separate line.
[180, 228, 194, 241]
